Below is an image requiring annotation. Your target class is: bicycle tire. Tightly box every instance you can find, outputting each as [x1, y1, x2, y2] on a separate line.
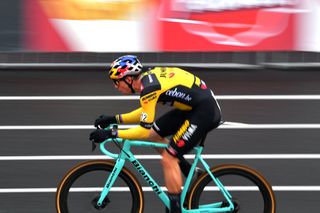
[56, 160, 144, 213]
[187, 164, 276, 213]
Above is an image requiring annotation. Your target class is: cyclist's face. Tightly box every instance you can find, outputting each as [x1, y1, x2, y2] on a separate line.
[113, 78, 132, 94]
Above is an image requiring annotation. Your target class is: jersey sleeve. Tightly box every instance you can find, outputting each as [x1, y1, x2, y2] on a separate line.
[117, 107, 143, 124]
[117, 125, 150, 139]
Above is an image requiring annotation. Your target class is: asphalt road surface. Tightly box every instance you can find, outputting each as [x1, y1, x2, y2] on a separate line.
[1, 68, 320, 212]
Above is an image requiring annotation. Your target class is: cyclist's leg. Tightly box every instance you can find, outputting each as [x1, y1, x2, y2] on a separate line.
[149, 109, 190, 212]
[162, 150, 183, 193]
[162, 150, 183, 213]
[148, 109, 187, 154]
[163, 99, 221, 187]
[166, 103, 221, 158]
[152, 109, 188, 137]
[150, 109, 195, 177]
[163, 115, 210, 193]
[162, 102, 220, 212]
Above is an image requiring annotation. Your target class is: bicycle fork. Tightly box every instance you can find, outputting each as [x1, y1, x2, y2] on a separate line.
[96, 157, 125, 207]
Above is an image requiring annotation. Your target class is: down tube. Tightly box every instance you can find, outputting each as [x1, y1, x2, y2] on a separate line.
[129, 157, 170, 208]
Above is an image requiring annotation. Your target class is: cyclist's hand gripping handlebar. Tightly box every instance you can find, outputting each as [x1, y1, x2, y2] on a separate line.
[94, 115, 117, 129]
[90, 124, 118, 151]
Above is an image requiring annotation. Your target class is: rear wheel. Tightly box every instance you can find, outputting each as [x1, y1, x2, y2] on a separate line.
[56, 160, 144, 213]
[187, 164, 276, 213]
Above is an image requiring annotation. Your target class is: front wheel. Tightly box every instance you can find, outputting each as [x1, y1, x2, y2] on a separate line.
[187, 164, 276, 213]
[56, 160, 144, 213]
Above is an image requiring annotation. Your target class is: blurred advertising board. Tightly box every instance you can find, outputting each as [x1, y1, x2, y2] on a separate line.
[23, 0, 319, 52]
[24, 0, 156, 52]
[296, 0, 320, 51]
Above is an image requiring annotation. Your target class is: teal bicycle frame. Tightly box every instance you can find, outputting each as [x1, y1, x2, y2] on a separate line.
[96, 137, 235, 213]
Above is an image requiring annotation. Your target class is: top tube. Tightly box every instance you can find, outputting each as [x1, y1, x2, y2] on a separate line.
[99, 138, 168, 159]
[99, 124, 168, 159]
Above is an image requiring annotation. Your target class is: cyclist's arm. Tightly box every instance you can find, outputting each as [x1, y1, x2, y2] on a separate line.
[117, 92, 158, 140]
[117, 125, 150, 139]
[116, 107, 143, 124]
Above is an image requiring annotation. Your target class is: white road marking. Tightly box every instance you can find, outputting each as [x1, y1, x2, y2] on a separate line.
[0, 186, 320, 193]
[1, 95, 320, 100]
[217, 95, 320, 100]
[1, 154, 320, 161]
[1, 123, 320, 130]
[0, 96, 140, 100]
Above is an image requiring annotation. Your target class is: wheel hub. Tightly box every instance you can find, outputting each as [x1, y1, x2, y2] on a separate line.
[221, 199, 240, 213]
[231, 200, 240, 213]
[92, 196, 110, 210]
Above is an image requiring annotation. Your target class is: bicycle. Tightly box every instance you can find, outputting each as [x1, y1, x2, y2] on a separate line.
[56, 124, 276, 213]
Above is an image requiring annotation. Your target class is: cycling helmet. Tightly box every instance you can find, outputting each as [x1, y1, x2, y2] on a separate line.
[109, 55, 143, 80]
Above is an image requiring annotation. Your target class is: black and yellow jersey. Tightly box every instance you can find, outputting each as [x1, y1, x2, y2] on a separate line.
[117, 67, 216, 140]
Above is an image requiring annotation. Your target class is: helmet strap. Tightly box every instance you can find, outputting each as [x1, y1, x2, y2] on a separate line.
[123, 78, 135, 94]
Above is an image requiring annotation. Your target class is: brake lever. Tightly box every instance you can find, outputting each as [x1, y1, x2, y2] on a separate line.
[91, 125, 101, 152]
[91, 141, 97, 152]
[91, 124, 117, 152]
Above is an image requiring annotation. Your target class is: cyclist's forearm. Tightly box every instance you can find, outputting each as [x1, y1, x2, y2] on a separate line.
[116, 107, 143, 124]
[117, 126, 150, 139]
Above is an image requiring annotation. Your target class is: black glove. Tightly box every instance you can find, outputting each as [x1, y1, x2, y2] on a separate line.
[89, 129, 117, 143]
[94, 115, 117, 129]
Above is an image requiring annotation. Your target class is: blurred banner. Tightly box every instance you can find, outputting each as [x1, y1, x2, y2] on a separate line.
[24, 0, 157, 52]
[22, 0, 320, 52]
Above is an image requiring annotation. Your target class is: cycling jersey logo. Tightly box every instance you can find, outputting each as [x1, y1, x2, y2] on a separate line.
[131, 160, 162, 195]
[148, 75, 153, 83]
[176, 139, 185, 147]
[160, 68, 175, 78]
[140, 112, 148, 121]
[166, 88, 192, 101]
[168, 72, 175, 78]
[141, 92, 157, 104]
[182, 123, 197, 141]
[173, 120, 198, 144]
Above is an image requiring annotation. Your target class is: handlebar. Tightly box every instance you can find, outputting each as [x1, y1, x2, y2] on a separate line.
[99, 137, 123, 159]
[94, 124, 121, 159]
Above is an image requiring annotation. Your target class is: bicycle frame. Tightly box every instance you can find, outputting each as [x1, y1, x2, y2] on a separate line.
[96, 138, 235, 213]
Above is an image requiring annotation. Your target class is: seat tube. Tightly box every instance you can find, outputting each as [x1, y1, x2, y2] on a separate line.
[97, 157, 125, 206]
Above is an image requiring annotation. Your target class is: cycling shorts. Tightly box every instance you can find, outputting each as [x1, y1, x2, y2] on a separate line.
[152, 98, 221, 158]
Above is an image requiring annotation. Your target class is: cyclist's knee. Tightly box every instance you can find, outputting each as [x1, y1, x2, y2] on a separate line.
[161, 150, 179, 168]
[148, 128, 167, 142]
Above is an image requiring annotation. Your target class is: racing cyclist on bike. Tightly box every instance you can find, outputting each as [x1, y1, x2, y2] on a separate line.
[89, 55, 222, 213]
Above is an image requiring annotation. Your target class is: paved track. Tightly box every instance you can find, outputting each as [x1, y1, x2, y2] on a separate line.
[1, 69, 320, 212]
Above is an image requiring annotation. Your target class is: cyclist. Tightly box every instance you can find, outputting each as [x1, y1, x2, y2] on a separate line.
[89, 55, 222, 213]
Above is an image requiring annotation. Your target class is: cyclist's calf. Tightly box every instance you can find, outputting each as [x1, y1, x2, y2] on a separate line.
[161, 150, 182, 194]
